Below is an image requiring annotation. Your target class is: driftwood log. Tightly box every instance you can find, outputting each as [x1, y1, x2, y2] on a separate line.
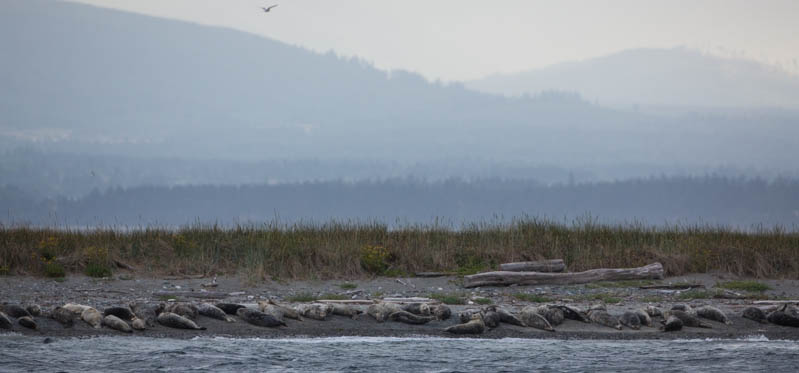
[152, 291, 230, 299]
[499, 259, 565, 273]
[463, 262, 664, 288]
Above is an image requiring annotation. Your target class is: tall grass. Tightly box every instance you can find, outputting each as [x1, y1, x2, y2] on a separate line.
[1, 218, 797, 280]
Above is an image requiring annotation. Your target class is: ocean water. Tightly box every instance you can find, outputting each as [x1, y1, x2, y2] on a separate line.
[1, 335, 798, 372]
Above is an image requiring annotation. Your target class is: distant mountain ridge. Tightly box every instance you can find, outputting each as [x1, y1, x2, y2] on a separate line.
[467, 48, 799, 109]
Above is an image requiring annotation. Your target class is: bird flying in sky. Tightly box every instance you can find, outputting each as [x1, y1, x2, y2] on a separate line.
[261, 5, 278, 13]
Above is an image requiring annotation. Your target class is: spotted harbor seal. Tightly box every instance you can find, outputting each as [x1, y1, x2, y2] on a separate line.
[131, 317, 147, 330]
[661, 315, 683, 332]
[215, 303, 246, 315]
[130, 303, 163, 327]
[695, 306, 731, 325]
[103, 315, 133, 333]
[330, 304, 363, 320]
[401, 303, 431, 316]
[665, 310, 711, 328]
[634, 309, 653, 327]
[555, 305, 590, 323]
[671, 304, 697, 316]
[645, 305, 663, 318]
[104, 307, 135, 321]
[165, 303, 199, 320]
[536, 305, 564, 326]
[63, 303, 92, 315]
[489, 306, 525, 327]
[51, 307, 75, 328]
[264, 299, 302, 320]
[520, 306, 555, 332]
[766, 305, 799, 327]
[198, 303, 235, 322]
[18, 316, 37, 330]
[587, 308, 622, 330]
[367, 302, 402, 323]
[157, 312, 206, 330]
[458, 309, 482, 324]
[25, 305, 42, 317]
[481, 309, 501, 328]
[81, 308, 103, 329]
[432, 304, 452, 320]
[620, 311, 641, 330]
[237, 307, 286, 327]
[444, 314, 485, 335]
[742, 307, 767, 323]
[388, 310, 435, 325]
[296, 303, 333, 321]
[0, 311, 13, 329]
[1, 304, 32, 318]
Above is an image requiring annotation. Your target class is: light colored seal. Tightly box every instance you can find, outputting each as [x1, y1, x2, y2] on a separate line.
[634, 309, 652, 327]
[237, 307, 286, 327]
[164, 303, 199, 320]
[388, 310, 435, 325]
[489, 306, 525, 327]
[444, 314, 485, 335]
[131, 317, 147, 330]
[620, 311, 641, 330]
[664, 310, 711, 328]
[157, 312, 206, 330]
[18, 316, 37, 330]
[330, 304, 362, 320]
[458, 309, 482, 324]
[520, 306, 555, 332]
[695, 306, 731, 325]
[401, 303, 431, 316]
[81, 308, 103, 329]
[660, 315, 683, 331]
[264, 299, 302, 320]
[26, 305, 42, 317]
[367, 302, 402, 323]
[103, 315, 133, 333]
[742, 307, 767, 323]
[63, 303, 91, 315]
[0, 311, 13, 329]
[51, 307, 75, 328]
[587, 308, 622, 330]
[296, 303, 333, 321]
[198, 303, 235, 322]
[645, 305, 662, 318]
[670, 304, 697, 316]
[103, 307, 135, 321]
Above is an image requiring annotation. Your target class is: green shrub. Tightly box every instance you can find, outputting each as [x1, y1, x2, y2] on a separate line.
[44, 261, 65, 278]
[512, 293, 553, 303]
[474, 297, 493, 305]
[360, 245, 390, 274]
[338, 283, 357, 290]
[430, 293, 467, 305]
[717, 281, 771, 292]
[85, 262, 112, 278]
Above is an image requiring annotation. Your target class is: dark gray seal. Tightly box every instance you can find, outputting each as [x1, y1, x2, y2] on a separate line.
[587, 309, 622, 330]
[481, 310, 501, 328]
[198, 303, 235, 322]
[0, 311, 12, 329]
[130, 303, 163, 327]
[18, 316, 37, 330]
[388, 310, 435, 325]
[103, 315, 133, 333]
[696, 306, 731, 325]
[51, 307, 75, 328]
[620, 311, 641, 330]
[555, 305, 590, 323]
[444, 314, 485, 335]
[537, 305, 564, 326]
[157, 312, 206, 330]
[742, 307, 767, 323]
[215, 303, 246, 315]
[667, 310, 711, 328]
[766, 305, 799, 327]
[1, 304, 32, 318]
[432, 304, 452, 320]
[671, 304, 697, 316]
[645, 305, 663, 318]
[237, 308, 286, 327]
[104, 306, 136, 321]
[26, 305, 42, 317]
[634, 309, 653, 327]
[458, 309, 482, 324]
[661, 315, 683, 332]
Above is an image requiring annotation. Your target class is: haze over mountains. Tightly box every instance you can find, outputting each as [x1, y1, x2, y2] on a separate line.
[1, 0, 798, 227]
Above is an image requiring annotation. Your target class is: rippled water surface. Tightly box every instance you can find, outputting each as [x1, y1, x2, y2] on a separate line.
[2, 335, 798, 372]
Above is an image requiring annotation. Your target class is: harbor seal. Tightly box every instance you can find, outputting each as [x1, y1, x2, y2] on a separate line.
[458, 309, 482, 324]
[296, 303, 333, 321]
[51, 307, 75, 328]
[215, 303, 246, 315]
[665, 310, 711, 328]
[489, 306, 525, 327]
[1, 304, 32, 318]
[367, 302, 402, 323]
[766, 305, 799, 327]
[536, 305, 564, 326]
[620, 311, 641, 330]
[432, 304, 452, 320]
[587, 308, 622, 330]
[198, 303, 235, 322]
[264, 299, 302, 320]
[157, 312, 206, 330]
[695, 306, 731, 325]
[330, 304, 363, 320]
[18, 316, 37, 330]
[131, 317, 147, 330]
[481, 309, 501, 328]
[661, 315, 683, 332]
[237, 307, 286, 327]
[165, 303, 199, 320]
[130, 303, 163, 327]
[0, 311, 13, 329]
[401, 303, 431, 316]
[555, 305, 590, 323]
[742, 307, 767, 323]
[26, 305, 42, 317]
[63, 303, 92, 315]
[634, 309, 653, 327]
[81, 308, 103, 329]
[671, 304, 697, 316]
[388, 310, 435, 325]
[103, 307, 136, 321]
[103, 315, 132, 333]
[520, 306, 555, 332]
[444, 314, 485, 335]
[645, 305, 663, 318]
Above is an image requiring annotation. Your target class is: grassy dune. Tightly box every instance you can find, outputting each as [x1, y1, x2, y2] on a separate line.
[1, 219, 797, 281]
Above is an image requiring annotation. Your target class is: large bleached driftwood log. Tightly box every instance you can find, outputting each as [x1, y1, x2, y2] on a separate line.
[499, 259, 565, 272]
[463, 262, 664, 288]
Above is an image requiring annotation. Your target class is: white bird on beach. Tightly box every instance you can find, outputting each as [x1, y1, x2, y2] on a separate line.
[261, 4, 278, 13]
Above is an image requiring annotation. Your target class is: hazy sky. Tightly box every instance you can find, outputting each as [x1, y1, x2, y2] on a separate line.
[70, 0, 799, 81]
